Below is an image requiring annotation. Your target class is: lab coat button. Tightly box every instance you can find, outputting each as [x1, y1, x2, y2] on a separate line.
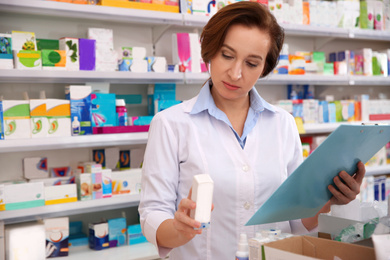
[244, 202, 250, 210]
[242, 165, 249, 172]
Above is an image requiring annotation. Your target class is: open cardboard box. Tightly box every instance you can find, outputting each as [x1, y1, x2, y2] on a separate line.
[318, 214, 364, 240]
[262, 235, 375, 260]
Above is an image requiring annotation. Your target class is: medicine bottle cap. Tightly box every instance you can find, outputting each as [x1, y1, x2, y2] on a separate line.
[116, 99, 126, 107]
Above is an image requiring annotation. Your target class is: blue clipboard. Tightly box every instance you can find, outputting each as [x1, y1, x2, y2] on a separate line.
[246, 124, 390, 226]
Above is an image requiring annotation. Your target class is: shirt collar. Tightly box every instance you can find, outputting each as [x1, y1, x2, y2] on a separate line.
[190, 79, 275, 115]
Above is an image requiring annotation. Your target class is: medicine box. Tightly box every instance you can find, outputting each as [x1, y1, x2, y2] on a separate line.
[92, 147, 120, 169]
[44, 183, 77, 205]
[111, 169, 142, 196]
[23, 157, 48, 179]
[29, 176, 75, 186]
[91, 92, 116, 127]
[127, 224, 147, 245]
[89, 222, 109, 250]
[79, 38, 96, 71]
[190, 174, 214, 229]
[108, 218, 127, 247]
[11, 31, 36, 51]
[77, 173, 92, 201]
[65, 85, 92, 136]
[44, 217, 69, 257]
[119, 150, 130, 170]
[30, 99, 48, 138]
[0, 34, 13, 69]
[147, 83, 176, 116]
[92, 172, 103, 199]
[3, 100, 31, 140]
[42, 49, 66, 70]
[14, 50, 42, 70]
[4, 182, 45, 210]
[59, 37, 79, 71]
[36, 38, 59, 50]
[102, 169, 112, 198]
[46, 99, 71, 137]
[0, 184, 4, 211]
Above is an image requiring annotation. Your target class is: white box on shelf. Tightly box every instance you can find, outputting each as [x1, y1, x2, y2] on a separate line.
[4, 182, 45, 210]
[59, 37, 79, 71]
[44, 183, 77, 205]
[46, 99, 71, 137]
[30, 99, 48, 138]
[23, 157, 48, 179]
[112, 168, 142, 196]
[2, 100, 31, 140]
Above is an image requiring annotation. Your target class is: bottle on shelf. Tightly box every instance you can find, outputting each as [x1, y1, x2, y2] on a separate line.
[72, 116, 80, 135]
[116, 99, 128, 126]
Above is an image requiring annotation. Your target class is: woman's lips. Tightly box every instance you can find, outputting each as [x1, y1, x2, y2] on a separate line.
[223, 81, 240, 90]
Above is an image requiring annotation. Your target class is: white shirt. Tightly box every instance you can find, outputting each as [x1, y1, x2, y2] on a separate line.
[139, 83, 309, 260]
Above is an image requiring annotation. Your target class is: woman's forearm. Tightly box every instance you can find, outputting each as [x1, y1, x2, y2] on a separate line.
[156, 219, 195, 249]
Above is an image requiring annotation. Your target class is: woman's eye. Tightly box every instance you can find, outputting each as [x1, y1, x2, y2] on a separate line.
[246, 62, 258, 68]
[222, 53, 233, 59]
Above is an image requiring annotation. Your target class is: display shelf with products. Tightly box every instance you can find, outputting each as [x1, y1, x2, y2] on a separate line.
[0, 194, 140, 225]
[0, 132, 148, 153]
[0, 0, 183, 25]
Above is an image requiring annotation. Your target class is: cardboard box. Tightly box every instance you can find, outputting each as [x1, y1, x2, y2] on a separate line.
[44, 217, 69, 257]
[30, 99, 49, 138]
[262, 235, 375, 260]
[46, 99, 71, 137]
[318, 214, 364, 240]
[111, 169, 141, 196]
[23, 157, 48, 179]
[4, 182, 45, 210]
[3, 100, 31, 140]
[44, 184, 77, 205]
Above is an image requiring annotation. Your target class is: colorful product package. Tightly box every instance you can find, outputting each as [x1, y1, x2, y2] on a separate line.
[44, 184, 77, 205]
[0, 101, 4, 140]
[127, 224, 147, 245]
[0, 33, 13, 69]
[4, 182, 45, 210]
[145, 56, 167, 73]
[3, 100, 31, 140]
[119, 150, 130, 170]
[111, 169, 142, 196]
[108, 218, 127, 247]
[36, 38, 59, 50]
[0, 184, 5, 211]
[50, 166, 72, 177]
[44, 217, 69, 258]
[118, 58, 148, 72]
[93, 147, 120, 169]
[102, 169, 112, 198]
[14, 50, 42, 70]
[92, 172, 103, 200]
[59, 37, 79, 71]
[46, 99, 71, 137]
[42, 50, 66, 70]
[172, 33, 191, 72]
[23, 157, 48, 179]
[11, 31, 36, 51]
[91, 92, 116, 127]
[147, 83, 176, 116]
[89, 222, 109, 250]
[79, 38, 96, 71]
[30, 99, 48, 138]
[65, 85, 92, 136]
[76, 173, 92, 201]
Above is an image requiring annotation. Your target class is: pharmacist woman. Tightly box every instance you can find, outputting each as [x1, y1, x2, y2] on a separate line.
[138, 2, 366, 259]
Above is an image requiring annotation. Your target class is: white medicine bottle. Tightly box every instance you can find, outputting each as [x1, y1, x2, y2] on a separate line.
[72, 116, 80, 135]
[235, 233, 249, 260]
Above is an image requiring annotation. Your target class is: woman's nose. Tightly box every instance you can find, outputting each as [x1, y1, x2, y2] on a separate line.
[229, 62, 242, 81]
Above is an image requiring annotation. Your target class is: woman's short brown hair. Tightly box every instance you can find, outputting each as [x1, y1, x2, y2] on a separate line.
[200, 2, 284, 78]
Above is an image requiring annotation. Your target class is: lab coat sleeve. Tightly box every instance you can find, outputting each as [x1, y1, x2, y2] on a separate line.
[138, 112, 180, 258]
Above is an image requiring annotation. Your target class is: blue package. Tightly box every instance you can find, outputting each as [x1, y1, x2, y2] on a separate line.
[108, 218, 127, 247]
[155, 100, 182, 114]
[65, 85, 92, 135]
[127, 224, 148, 245]
[91, 92, 116, 127]
[319, 101, 329, 123]
[147, 83, 176, 116]
[88, 222, 109, 250]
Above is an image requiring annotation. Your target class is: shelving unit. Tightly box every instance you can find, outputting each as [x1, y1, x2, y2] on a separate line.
[0, 194, 140, 225]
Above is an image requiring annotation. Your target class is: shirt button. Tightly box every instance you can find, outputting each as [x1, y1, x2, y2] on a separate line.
[242, 165, 249, 172]
[244, 202, 251, 210]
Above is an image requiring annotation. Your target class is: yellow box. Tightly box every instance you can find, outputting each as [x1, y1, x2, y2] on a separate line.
[98, 0, 179, 13]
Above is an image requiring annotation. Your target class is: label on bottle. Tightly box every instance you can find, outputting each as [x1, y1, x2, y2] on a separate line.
[117, 111, 128, 126]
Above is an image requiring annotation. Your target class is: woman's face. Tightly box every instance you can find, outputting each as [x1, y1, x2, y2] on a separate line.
[209, 24, 270, 103]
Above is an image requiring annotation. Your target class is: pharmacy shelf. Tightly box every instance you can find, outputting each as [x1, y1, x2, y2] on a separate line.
[0, 0, 183, 25]
[68, 243, 160, 260]
[0, 132, 148, 153]
[303, 121, 390, 134]
[366, 165, 390, 176]
[0, 194, 140, 225]
[0, 70, 184, 84]
[185, 73, 390, 86]
[2, 0, 390, 41]
[183, 14, 390, 41]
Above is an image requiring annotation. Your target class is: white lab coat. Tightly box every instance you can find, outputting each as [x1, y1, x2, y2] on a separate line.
[139, 93, 308, 260]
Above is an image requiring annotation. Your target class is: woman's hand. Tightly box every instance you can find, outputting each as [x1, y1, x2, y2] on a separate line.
[328, 161, 366, 206]
[172, 188, 203, 241]
[156, 188, 214, 248]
